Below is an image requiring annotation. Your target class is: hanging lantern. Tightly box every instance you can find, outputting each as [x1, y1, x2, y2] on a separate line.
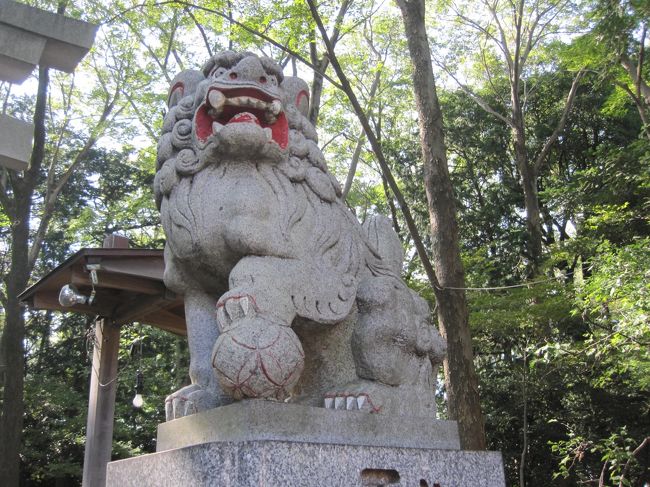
[132, 369, 144, 408]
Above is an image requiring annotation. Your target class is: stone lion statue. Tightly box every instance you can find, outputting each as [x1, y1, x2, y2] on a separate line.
[154, 50, 446, 421]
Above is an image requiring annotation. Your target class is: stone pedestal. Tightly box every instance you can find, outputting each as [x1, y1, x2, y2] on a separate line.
[106, 401, 505, 486]
[108, 440, 504, 487]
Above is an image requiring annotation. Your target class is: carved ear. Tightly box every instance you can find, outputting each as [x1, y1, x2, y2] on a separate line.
[295, 89, 310, 118]
[167, 70, 204, 108]
[167, 81, 184, 108]
[281, 76, 310, 117]
[362, 216, 404, 275]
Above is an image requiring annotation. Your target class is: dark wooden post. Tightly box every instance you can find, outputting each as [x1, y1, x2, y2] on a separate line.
[82, 318, 121, 487]
[82, 235, 128, 487]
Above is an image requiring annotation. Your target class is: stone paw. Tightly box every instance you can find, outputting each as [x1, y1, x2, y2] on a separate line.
[216, 292, 258, 332]
[164, 384, 219, 421]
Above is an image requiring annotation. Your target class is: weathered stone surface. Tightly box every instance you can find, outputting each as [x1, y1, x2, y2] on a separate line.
[157, 50, 446, 421]
[0, 23, 46, 83]
[0, 0, 97, 77]
[157, 400, 461, 452]
[0, 114, 33, 171]
[107, 440, 506, 487]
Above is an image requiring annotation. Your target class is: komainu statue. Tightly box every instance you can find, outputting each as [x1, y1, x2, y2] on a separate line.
[154, 51, 446, 421]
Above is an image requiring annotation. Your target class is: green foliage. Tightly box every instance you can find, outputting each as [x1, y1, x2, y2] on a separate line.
[22, 311, 91, 484]
[577, 238, 650, 390]
[551, 428, 648, 486]
[3, 1, 650, 486]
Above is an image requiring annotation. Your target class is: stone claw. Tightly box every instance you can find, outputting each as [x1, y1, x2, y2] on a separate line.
[323, 392, 377, 413]
[216, 293, 257, 332]
[164, 384, 219, 421]
[346, 396, 357, 410]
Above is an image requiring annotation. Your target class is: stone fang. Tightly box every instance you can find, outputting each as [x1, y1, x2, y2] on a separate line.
[208, 89, 225, 111]
[270, 99, 282, 115]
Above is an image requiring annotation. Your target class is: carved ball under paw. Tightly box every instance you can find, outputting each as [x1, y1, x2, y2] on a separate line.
[211, 318, 304, 401]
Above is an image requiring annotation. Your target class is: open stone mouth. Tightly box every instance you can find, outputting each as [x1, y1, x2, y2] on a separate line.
[195, 87, 288, 149]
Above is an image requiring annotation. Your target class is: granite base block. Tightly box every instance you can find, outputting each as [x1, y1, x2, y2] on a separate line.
[107, 440, 506, 487]
[157, 400, 460, 452]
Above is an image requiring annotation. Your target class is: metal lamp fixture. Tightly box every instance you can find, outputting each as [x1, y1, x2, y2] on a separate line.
[58, 284, 89, 307]
[132, 369, 144, 408]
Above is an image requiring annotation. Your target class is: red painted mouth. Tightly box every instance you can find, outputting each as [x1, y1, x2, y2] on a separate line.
[195, 87, 288, 149]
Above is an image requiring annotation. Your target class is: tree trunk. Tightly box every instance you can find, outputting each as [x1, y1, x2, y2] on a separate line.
[0, 197, 30, 486]
[511, 88, 543, 274]
[395, 0, 487, 451]
[0, 64, 49, 487]
[309, 63, 326, 127]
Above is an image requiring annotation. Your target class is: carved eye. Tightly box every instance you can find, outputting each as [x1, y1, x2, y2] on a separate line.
[210, 66, 227, 78]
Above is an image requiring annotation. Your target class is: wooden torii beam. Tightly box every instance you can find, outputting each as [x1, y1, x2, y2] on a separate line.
[19, 235, 185, 487]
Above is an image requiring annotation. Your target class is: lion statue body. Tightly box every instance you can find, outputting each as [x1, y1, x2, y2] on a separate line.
[154, 51, 445, 420]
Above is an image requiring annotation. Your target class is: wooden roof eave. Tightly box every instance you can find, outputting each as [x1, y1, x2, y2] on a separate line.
[18, 248, 187, 336]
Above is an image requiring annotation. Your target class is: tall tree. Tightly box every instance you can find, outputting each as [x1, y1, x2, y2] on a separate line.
[438, 0, 585, 274]
[0, 10, 131, 483]
[394, 0, 487, 451]
[573, 0, 650, 139]
[306, 0, 486, 450]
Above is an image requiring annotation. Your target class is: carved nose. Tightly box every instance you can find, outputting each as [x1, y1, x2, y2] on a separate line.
[228, 56, 267, 83]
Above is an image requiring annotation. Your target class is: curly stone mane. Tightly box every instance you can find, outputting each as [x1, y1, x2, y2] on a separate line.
[154, 51, 396, 324]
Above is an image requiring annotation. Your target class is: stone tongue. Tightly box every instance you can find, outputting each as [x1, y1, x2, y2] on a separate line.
[228, 112, 261, 125]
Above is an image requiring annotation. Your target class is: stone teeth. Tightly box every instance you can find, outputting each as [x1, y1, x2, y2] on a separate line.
[324, 397, 334, 409]
[263, 127, 272, 140]
[212, 121, 224, 133]
[252, 97, 266, 109]
[226, 96, 266, 109]
[346, 397, 357, 410]
[208, 90, 225, 111]
[334, 397, 345, 410]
